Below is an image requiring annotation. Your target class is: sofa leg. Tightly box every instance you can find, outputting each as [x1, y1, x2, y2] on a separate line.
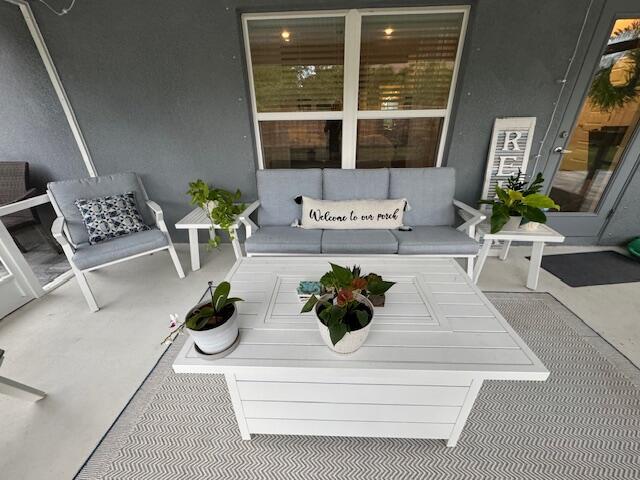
[466, 257, 474, 278]
[74, 269, 99, 312]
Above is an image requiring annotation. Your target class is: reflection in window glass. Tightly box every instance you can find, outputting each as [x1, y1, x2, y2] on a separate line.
[247, 17, 345, 112]
[358, 13, 463, 111]
[260, 120, 342, 169]
[549, 19, 640, 212]
[356, 118, 443, 168]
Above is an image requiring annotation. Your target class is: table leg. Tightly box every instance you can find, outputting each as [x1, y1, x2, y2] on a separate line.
[473, 239, 492, 284]
[527, 242, 545, 290]
[499, 240, 512, 261]
[188, 229, 200, 271]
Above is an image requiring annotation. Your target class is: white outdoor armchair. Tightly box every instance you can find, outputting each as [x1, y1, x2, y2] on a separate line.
[47, 172, 185, 312]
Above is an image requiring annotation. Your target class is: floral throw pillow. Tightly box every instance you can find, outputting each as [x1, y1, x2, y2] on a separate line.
[75, 192, 149, 245]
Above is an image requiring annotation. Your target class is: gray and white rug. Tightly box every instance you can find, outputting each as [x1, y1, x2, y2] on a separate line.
[76, 293, 640, 480]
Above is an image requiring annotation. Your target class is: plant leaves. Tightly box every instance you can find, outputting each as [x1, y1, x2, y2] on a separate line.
[495, 186, 510, 204]
[367, 279, 395, 295]
[301, 295, 318, 313]
[507, 190, 524, 202]
[355, 309, 370, 328]
[521, 193, 560, 210]
[213, 282, 230, 312]
[522, 206, 547, 223]
[329, 263, 353, 287]
[328, 319, 348, 346]
[490, 204, 510, 233]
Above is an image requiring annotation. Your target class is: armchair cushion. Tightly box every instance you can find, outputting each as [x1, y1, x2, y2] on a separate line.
[48, 173, 154, 246]
[75, 192, 149, 245]
[71, 228, 168, 270]
[392, 226, 480, 255]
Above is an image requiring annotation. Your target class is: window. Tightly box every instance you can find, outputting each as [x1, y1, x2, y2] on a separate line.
[243, 8, 467, 169]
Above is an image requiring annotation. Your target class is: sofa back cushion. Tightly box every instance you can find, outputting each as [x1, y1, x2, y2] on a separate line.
[256, 169, 322, 226]
[48, 172, 153, 246]
[389, 167, 455, 226]
[323, 168, 389, 200]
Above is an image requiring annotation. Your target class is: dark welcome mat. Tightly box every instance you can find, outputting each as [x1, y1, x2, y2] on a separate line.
[538, 250, 640, 287]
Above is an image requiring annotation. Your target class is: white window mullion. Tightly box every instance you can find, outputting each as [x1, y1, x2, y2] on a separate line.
[256, 112, 343, 121]
[357, 109, 447, 120]
[341, 10, 361, 169]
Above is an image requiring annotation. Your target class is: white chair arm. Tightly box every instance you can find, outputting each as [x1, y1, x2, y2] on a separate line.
[51, 217, 70, 247]
[146, 200, 164, 222]
[453, 199, 486, 238]
[237, 200, 260, 239]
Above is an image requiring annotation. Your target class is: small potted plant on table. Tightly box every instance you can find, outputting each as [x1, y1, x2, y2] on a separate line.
[163, 281, 243, 355]
[481, 171, 560, 233]
[301, 264, 394, 354]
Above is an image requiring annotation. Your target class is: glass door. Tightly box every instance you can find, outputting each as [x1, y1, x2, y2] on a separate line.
[544, 12, 640, 239]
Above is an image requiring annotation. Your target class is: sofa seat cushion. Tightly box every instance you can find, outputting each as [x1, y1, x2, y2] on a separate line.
[392, 226, 479, 255]
[321, 229, 398, 254]
[245, 226, 322, 254]
[72, 228, 168, 270]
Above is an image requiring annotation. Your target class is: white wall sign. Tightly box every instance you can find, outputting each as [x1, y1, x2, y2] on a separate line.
[480, 117, 536, 202]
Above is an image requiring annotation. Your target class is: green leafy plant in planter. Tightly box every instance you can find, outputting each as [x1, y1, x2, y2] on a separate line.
[301, 263, 395, 345]
[187, 180, 245, 248]
[161, 281, 243, 346]
[480, 171, 560, 234]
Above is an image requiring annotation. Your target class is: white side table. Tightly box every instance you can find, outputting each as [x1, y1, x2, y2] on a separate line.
[175, 208, 242, 271]
[473, 223, 565, 290]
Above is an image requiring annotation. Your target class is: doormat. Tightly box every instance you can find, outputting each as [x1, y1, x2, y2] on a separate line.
[538, 250, 640, 287]
[75, 293, 640, 480]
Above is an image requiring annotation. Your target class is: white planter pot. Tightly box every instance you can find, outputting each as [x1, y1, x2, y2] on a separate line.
[315, 294, 374, 354]
[521, 221, 541, 231]
[502, 216, 522, 231]
[186, 304, 239, 355]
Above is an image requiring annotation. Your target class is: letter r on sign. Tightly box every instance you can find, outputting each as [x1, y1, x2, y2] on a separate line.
[502, 131, 522, 151]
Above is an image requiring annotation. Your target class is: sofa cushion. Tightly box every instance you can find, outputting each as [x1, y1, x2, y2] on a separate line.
[301, 197, 406, 230]
[322, 168, 389, 200]
[48, 173, 153, 247]
[256, 169, 322, 226]
[389, 168, 455, 226]
[392, 226, 479, 255]
[321, 230, 398, 254]
[245, 226, 322, 254]
[71, 228, 168, 270]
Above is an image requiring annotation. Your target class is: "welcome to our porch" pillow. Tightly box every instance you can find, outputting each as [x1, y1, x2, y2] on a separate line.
[300, 196, 406, 230]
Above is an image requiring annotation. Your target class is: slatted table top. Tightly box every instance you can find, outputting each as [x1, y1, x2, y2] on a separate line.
[173, 257, 548, 381]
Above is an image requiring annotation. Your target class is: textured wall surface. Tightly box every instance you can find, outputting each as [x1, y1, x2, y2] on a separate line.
[9, 0, 635, 243]
[0, 2, 86, 190]
[601, 155, 640, 245]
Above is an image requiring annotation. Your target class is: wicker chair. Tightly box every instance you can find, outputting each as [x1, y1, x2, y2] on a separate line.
[0, 161, 61, 253]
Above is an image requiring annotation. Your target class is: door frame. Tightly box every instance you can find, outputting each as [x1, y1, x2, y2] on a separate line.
[541, 1, 640, 242]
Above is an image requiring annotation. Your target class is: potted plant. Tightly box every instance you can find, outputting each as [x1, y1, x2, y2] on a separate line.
[162, 281, 243, 355]
[480, 171, 560, 233]
[301, 264, 395, 354]
[187, 180, 246, 248]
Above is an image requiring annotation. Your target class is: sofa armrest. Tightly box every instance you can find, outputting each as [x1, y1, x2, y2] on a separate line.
[237, 200, 260, 239]
[453, 199, 486, 239]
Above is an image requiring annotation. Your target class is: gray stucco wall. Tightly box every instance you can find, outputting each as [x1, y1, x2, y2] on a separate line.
[6, 0, 617, 242]
[0, 1, 86, 190]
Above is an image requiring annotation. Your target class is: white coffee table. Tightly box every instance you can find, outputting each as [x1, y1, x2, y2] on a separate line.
[175, 207, 242, 271]
[473, 223, 565, 289]
[172, 256, 548, 447]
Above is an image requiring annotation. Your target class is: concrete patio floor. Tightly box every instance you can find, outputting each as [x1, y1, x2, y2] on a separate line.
[0, 244, 638, 480]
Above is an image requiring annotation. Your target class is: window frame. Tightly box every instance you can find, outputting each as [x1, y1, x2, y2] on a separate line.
[242, 6, 470, 170]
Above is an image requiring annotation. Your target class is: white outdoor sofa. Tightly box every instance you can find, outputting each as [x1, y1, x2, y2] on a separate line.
[236, 168, 485, 276]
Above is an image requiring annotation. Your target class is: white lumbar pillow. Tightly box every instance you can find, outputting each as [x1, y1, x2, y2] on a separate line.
[300, 196, 406, 230]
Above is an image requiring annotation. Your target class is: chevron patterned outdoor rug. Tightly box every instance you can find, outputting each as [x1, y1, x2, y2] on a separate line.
[76, 293, 640, 480]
